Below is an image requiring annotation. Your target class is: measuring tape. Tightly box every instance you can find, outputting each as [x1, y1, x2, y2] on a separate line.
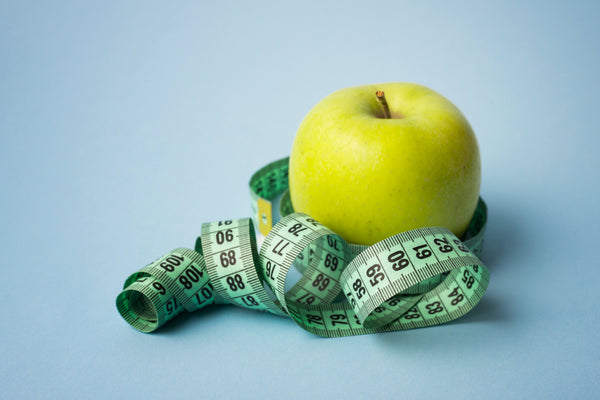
[116, 157, 489, 337]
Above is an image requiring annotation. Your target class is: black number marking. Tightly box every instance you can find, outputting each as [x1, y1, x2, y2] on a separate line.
[306, 314, 324, 325]
[326, 236, 340, 250]
[272, 239, 290, 256]
[194, 283, 214, 305]
[152, 281, 166, 295]
[165, 297, 179, 315]
[462, 269, 475, 289]
[216, 229, 234, 244]
[226, 274, 245, 291]
[413, 244, 432, 259]
[220, 250, 237, 267]
[265, 261, 276, 279]
[158, 254, 184, 272]
[329, 313, 348, 326]
[288, 223, 308, 237]
[433, 237, 453, 253]
[324, 253, 338, 271]
[448, 287, 465, 306]
[241, 295, 259, 307]
[305, 218, 320, 227]
[366, 263, 385, 286]
[453, 239, 470, 252]
[312, 273, 330, 291]
[352, 279, 366, 299]
[426, 301, 444, 314]
[297, 292, 315, 305]
[388, 250, 410, 271]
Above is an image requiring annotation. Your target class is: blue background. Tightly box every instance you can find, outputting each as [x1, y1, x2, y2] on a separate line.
[2, 1, 599, 399]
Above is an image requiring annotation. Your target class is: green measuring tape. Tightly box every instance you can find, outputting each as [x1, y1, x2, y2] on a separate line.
[116, 157, 489, 337]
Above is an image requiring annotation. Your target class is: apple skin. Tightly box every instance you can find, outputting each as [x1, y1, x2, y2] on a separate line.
[289, 82, 481, 246]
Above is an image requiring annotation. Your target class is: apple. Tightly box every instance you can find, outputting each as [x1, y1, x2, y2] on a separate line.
[289, 82, 481, 245]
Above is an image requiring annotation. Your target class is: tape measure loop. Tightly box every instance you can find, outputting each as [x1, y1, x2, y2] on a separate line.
[341, 226, 487, 328]
[115, 248, 212, 332]
[258, 212, 353, 315]
[198, 218, 286, 316]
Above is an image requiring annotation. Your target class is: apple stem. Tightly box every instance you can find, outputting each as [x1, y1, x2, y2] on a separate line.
[375, 91, 391, 119]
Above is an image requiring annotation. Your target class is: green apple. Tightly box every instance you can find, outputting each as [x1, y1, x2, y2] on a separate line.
[289, 82, 481, 245]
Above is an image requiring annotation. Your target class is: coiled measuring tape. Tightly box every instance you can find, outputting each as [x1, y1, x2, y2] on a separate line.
[116, 157, 489, 337]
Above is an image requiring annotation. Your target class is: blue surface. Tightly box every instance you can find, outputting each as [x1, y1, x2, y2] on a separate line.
[2, 1, 599, 399]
